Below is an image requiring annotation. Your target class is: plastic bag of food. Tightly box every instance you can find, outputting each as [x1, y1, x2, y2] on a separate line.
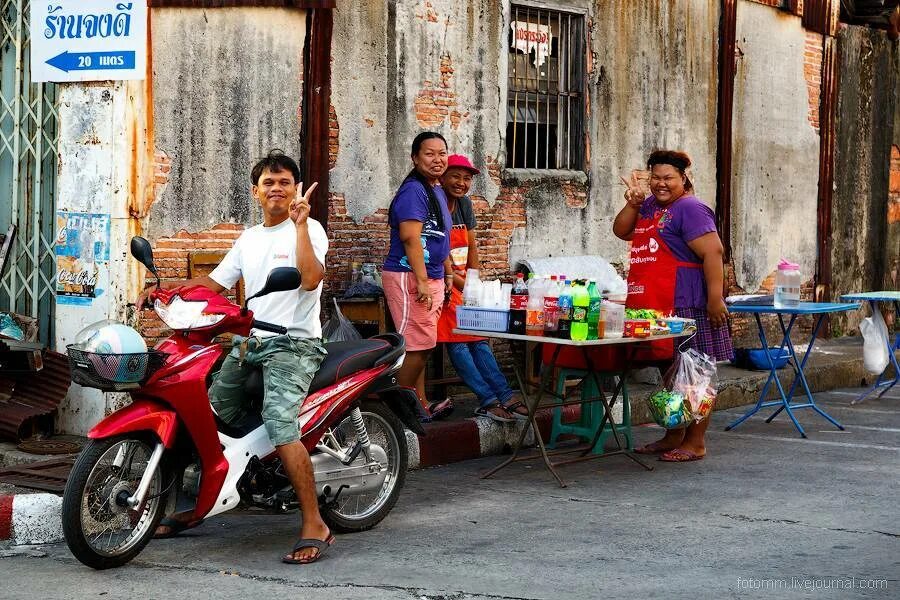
[322, 298, 362, 342]
[648, 348, 718, 427]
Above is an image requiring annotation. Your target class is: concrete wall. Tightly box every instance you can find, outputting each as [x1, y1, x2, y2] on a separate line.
[148, 7, 306, 238]
[832, 25, 898, 333]
[327, 0, 720, 286]
[730, 1, 821, 293]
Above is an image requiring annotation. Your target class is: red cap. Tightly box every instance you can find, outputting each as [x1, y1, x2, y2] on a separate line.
[446, 154, 480, 175]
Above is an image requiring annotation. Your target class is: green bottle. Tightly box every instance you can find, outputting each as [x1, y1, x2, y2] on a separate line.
[570, 279, 590, 341]
[587, 279, 602, 340]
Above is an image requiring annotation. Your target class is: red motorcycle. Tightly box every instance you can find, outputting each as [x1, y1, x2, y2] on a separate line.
[61, 237, 422, 569]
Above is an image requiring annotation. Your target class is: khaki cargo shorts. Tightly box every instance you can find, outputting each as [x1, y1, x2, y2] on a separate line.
[209, 335, 327, 446]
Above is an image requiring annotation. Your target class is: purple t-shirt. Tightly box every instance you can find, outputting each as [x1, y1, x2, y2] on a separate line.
[383, 178, 452, 280]
[639, 194, 717, 309]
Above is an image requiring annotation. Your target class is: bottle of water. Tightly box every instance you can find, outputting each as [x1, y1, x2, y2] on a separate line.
[774, 259, 801, 309]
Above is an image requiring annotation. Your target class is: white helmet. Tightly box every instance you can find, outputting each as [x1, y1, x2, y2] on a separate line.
[72, 320, 148, 383]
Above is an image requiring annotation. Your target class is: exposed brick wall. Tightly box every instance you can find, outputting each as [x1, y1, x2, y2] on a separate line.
[890, 145, 900, 225]
[413, 54, 468, 131]
[137, 224, 245, 346]
[804, 31, 823, 132]
[328, 103, 339, 169]
[414, 0, 439, 23]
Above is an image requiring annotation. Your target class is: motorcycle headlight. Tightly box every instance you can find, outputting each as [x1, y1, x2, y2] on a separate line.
[154, 296, 226, 330]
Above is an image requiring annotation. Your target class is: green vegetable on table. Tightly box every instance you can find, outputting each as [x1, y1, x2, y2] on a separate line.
[625, 308, 662, 320]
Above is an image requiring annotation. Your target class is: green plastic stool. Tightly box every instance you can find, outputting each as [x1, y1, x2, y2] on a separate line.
[546, 368, 633, 454]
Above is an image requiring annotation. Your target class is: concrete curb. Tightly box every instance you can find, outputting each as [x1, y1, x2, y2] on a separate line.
[0, 493, 63, 545]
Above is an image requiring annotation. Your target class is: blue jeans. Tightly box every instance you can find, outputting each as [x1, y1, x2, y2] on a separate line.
[446, 340, 514, 408]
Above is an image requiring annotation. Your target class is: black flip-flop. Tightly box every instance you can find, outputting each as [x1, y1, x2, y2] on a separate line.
[474, 402, 515, 423]
[501, 400, 529, 420]
[282, 533, 336, 564]
[153, 517, 205, 539]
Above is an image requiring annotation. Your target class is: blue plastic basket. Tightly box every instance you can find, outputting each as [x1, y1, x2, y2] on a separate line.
[456, 306, 510, 332]
[733, 347, 791, 370]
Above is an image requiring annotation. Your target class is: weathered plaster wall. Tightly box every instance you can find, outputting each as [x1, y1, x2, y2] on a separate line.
[730, 1, 820, 292]
[149, 7, 306, 238]
[832, 25, 897, 333]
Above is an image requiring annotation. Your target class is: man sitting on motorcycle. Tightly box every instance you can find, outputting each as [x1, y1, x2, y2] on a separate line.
[140, 150, 334, 564]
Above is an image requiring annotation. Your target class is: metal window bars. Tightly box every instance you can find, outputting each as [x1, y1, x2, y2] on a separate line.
[506, 4, 584, 170]
[1, 0, 60, 346]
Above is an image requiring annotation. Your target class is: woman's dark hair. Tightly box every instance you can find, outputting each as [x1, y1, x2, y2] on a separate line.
[401, 131, 448, 232]
[250, 149, 301, 186]
[647, 149, 693, 189]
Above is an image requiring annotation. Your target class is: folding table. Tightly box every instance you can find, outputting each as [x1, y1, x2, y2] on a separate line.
[725, 302, 858, 438]
[453, 328, 688, 487]
[840, 291, 900, 403]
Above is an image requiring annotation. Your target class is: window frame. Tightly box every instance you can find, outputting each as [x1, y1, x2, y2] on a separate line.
[504, 2, 587, 173]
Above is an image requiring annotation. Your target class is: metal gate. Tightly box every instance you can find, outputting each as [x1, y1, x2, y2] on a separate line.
[0, 0, 59, 346]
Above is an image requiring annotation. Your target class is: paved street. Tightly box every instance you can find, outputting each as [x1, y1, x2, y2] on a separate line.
[2, 387, 898, 600]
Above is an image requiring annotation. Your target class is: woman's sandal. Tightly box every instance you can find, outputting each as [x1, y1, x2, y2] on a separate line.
[428, 399, 454, 421]
[501, 399, 530, 420]
[659, 448, 705, 462]
[634, 441, 674, 455]
[474, 402, 515, 423]
[282, 532, 336, 565]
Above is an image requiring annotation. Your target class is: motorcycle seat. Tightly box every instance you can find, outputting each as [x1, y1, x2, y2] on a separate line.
[243, 337, 394, 399]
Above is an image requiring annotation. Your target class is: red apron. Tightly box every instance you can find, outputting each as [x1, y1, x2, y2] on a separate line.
[436, 224, 484, 343]
[626, 207, 702, 361]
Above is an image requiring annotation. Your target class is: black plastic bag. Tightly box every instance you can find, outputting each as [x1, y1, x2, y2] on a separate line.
[322, 298, 362, 342]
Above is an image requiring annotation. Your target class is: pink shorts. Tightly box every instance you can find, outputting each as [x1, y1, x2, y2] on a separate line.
[383, 271, 445, 351]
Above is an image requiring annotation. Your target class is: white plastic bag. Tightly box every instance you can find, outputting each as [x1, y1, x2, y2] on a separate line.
[861, 309, 890, 375]
[322, 298, 362, 343]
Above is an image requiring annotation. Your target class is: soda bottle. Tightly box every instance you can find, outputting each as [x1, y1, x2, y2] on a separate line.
[525, 279, 545, 337]
[587, 279, 603, 340]
[543, 275, 560, 336]
[570, 280, 590, 341]
[508, 272, 528, 334]
[556, 279, 573, 339]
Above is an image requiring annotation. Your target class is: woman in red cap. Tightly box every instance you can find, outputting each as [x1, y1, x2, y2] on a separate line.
[436, 154, 528, 422]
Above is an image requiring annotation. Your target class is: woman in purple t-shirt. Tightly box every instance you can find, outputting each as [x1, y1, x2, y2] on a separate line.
[614, 149, 733, 462]
[383, 132, 454, 420]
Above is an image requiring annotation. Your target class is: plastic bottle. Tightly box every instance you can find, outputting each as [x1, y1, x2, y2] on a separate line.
[508, 272, 528, 334]
[542, 275, 560, 336]
[774, 259, 801, 309]
[570, 280, 590, 341]
[526, 278, 545, 337]
[587, 279, 603, 340]
[557, 279, 574, 339]
[463, 269, 481, 307]
[603, 300, 625, 339]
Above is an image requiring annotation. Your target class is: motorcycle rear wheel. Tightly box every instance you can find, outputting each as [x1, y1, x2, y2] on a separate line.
[62, 435, 167, 569]
[320, 401, 408, 533]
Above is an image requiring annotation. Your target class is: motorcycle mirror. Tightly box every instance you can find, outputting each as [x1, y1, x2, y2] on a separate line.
[130, 236, 160, 286]
[244, 267, 301, 308]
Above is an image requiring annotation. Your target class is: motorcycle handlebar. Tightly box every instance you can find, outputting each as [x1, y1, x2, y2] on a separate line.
[252, 320, 288, 335]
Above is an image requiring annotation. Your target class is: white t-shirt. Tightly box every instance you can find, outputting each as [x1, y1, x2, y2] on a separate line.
[210, 218, 328, 338]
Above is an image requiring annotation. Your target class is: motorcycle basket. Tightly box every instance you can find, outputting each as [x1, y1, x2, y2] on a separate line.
[66, 346, 169, 392]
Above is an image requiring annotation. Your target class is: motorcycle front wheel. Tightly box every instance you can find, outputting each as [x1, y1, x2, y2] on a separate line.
[61, 435, 167, 569]
[320, 400, 408, 533]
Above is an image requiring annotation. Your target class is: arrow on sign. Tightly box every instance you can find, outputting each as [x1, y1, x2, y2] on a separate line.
[46, 51, 136, 72]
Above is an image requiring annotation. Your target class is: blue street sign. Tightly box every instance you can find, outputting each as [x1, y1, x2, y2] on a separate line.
[46, 51, 136, 73]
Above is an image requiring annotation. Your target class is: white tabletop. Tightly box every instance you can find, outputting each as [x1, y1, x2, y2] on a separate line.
[451, 329, 690, 346]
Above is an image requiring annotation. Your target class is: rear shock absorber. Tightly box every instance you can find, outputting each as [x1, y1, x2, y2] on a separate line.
[343, 407, 372, 464]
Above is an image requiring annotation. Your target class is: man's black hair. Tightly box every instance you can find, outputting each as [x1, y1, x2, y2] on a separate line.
[250, 149, 301, 186]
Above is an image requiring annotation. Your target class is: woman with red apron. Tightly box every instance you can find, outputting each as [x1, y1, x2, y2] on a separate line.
[614, 150, 733, 463]
[436, 155, 527, 422]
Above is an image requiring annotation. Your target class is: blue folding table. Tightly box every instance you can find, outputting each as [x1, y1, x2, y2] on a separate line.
[725, 301, 858, 438]
[840, 291, 900, 404]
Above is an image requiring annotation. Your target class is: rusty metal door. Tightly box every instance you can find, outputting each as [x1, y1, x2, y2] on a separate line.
[0, 0, 59, 346]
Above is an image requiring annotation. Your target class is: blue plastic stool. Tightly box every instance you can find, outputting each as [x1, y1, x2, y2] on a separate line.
[546, 368, 632, 454]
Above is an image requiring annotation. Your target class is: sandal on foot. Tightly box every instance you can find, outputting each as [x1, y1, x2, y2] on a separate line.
[659, 449, 705, 462]
[282, 533, 336, 564]
[501, 399, 529, 420]
[634, 441, 673, 455]
[474, 402, 515, 423]
[153, 517, 205, 539]
[428, 399, 454, 421]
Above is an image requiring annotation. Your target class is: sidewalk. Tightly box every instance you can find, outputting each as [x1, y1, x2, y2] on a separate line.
[0, 336, 890, 545]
